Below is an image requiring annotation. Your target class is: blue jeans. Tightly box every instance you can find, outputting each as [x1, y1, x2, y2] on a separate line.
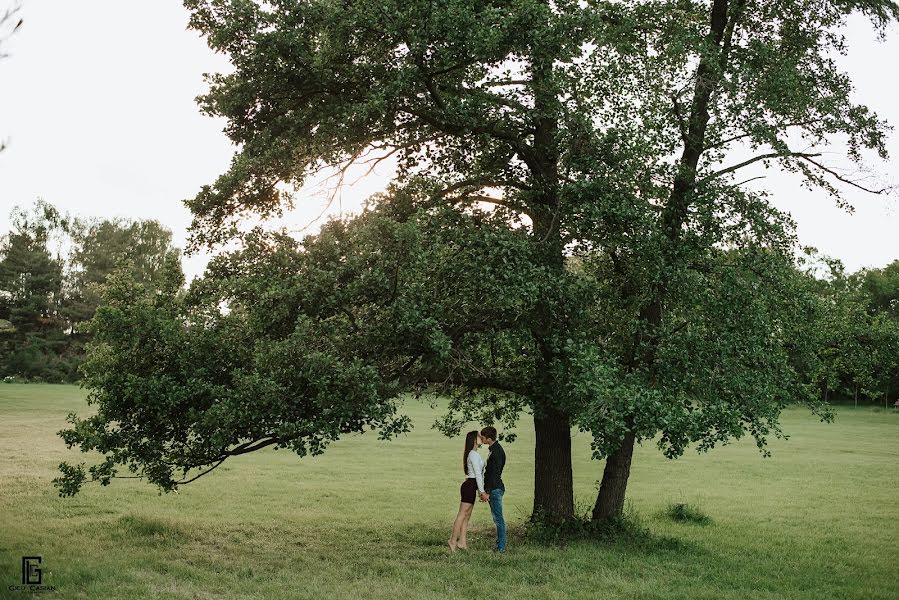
[488, 488, 506, 551]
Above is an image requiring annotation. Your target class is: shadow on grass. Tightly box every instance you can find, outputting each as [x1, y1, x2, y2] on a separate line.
[514, 503, 710, 558]
[79, 514, 193, 548]
[386, 515, 709, 561]
[73, 508, 709, 571]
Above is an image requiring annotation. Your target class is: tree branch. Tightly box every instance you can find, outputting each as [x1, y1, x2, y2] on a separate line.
[799, 155, 893, 195]
[174, 457, 228, 485]
[227, 437, 281, 456]
[480, 79, 531, 87]
[418, 371, 529, 397]
[431, 176, 531, 199]
[459, 194, 534, 217]
[429, 177, 534, 217]
[703, 119, 827, 151]
[696, 151, 821, 186]
[400, 107, 539, 172]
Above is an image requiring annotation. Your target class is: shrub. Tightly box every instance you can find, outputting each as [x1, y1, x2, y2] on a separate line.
[524, 501, 652, 546]
[666, 502, 713, 525]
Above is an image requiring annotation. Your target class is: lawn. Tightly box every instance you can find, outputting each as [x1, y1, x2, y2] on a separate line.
[1, 383, 897, 599]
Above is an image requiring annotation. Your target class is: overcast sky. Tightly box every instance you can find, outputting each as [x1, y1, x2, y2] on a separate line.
[1, 2, 897, 282]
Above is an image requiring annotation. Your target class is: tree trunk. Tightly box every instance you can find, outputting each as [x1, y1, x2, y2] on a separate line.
[592, 430, 637, 521]
[532, 406, 574, 521]
[590, 0, 738, 526]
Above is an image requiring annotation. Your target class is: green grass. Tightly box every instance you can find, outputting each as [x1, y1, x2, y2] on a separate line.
[1, 383, 897, 599]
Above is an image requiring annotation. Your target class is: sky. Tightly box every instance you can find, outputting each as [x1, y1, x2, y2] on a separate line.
[1, 2, 897, 282]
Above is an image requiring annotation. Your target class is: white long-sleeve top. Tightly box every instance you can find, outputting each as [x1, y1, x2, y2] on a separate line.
[467, 449, 485, 493]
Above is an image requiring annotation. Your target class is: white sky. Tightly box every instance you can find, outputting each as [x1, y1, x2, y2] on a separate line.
[1, 2, 897, 282]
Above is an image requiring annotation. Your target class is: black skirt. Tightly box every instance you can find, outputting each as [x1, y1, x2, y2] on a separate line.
[460, 477, 477, 504]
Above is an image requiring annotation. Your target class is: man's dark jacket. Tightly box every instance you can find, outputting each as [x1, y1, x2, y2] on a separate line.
[484, 441, 506, 492]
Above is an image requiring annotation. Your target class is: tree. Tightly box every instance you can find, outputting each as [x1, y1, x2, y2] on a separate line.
[812, 257, 899, 408]
[55, 216, 415, 495]
[861, 261, 899, 320]
[861, 261, 899, 404]
[0, 201, 68, 379]
[64, 217, 183, 326]
[58, 0, 897, 521]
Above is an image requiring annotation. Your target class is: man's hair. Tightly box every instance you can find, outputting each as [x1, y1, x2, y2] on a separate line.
[480, 426, 498, 441]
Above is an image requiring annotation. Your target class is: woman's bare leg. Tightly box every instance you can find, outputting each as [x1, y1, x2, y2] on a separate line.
[449, 502, 472, 551]
[457, 504, 475, 549]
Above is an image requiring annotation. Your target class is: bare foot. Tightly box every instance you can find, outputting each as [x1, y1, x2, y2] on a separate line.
[456, 544, 468, 550]
[448, 539, 457, 552]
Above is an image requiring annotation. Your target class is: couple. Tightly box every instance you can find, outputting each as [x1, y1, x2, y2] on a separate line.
[449, 426, 506, 553]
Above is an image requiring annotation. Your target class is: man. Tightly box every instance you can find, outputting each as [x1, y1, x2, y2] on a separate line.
[478, 426, 506, 553]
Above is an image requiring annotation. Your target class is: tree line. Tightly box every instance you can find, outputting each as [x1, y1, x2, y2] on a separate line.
[0, 200, 182, 382]
[810, 255, 899, 409]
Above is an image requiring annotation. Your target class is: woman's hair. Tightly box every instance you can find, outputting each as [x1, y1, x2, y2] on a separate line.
[463, 430, 479, 474]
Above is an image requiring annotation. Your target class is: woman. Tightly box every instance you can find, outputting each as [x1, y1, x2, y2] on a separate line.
[449, 430, 485, 551]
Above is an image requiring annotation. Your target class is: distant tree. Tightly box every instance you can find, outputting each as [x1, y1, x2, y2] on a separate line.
[861, 261, 899, 320]
[64, 218, 182, 326]
[811, 256, 899, 408]
[0, 201, 68, 379]
[860, 261, 899, 404]
[0, 201, 66, 333]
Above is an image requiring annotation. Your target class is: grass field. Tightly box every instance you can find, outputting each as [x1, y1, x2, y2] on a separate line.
[1, 383, 897, 599]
